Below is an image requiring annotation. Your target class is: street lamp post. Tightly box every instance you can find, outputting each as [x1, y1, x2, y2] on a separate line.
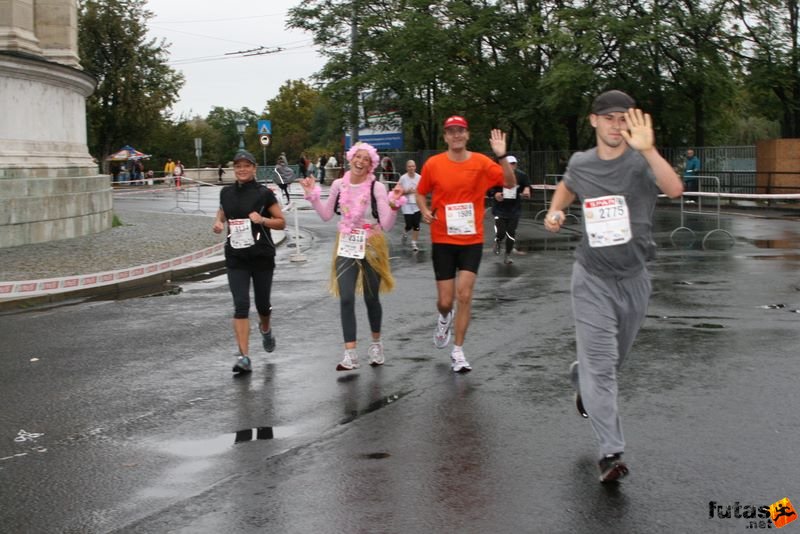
[235, 119, 247, 150]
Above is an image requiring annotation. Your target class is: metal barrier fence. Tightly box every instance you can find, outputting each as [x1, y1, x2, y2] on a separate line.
[671, 176, 734, 249]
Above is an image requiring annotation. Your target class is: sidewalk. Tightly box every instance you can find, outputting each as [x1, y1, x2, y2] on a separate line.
[0, 207, 285, 309]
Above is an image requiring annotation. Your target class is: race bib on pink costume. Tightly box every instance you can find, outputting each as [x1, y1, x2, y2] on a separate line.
[337, 228, 367, 259]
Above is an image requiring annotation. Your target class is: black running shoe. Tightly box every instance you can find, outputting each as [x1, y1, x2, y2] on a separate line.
[261, 328, 276, 353]
[598, 453, 629, 483]
[575, 393, 589, 418]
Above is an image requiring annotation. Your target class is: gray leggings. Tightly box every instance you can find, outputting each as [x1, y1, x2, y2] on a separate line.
[570, 261, 651, 457]
[335, 256, 382, 343]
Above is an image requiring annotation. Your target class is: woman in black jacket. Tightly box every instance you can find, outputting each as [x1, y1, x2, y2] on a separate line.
[213, 150, 286, 374]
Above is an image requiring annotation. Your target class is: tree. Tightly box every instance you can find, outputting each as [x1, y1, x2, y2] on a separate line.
[78, 0, 184, 160]
[289, 0, 787, 154]
[730, 0, 800, 137]
[205, 107, 259, 162]
[262, 80, 325, 162]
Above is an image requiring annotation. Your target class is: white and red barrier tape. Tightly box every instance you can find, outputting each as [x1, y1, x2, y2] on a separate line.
[0, 242, 225, 300]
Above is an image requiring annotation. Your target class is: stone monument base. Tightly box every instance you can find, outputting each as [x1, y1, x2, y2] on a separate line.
[1, 51, 111, 248]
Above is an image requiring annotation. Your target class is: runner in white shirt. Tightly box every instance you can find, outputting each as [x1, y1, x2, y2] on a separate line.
[398, 160, 422, 252]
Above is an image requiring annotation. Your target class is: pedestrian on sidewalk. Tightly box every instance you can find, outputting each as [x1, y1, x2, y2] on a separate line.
[273, 155, 294, 205]
[488, 154, 531, 264]
[398, 159, 422, 252]
[544, 90, 683, 482]
[683, 148, 701, 201]
[173, 160, 185, 188]
[416, 115, 516, 373]
[213, 149, 286, 374]
[299, 142, 406, 371]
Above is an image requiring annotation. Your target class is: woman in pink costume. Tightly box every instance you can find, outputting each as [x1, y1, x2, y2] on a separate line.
[299, 142, 406, 370]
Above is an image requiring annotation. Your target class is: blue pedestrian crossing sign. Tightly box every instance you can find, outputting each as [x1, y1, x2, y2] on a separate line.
[257, 120, 272, 135]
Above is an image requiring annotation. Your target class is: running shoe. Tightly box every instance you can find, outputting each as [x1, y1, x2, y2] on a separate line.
[504, 253, 513, 264]
[598, 453, 629, 483]
[232, 353, 252, 374]
[402, 232, 408, 244]
[337, 349, 360, 371]
[493, 241, 501, 255]
[434, 311, 453, 349]
[261, 328, 276, 353]
[368, 341, 385, 366]
[450, 347, 472, 373]
[411, 241, 419, 252]
[512, 249, 527, 255]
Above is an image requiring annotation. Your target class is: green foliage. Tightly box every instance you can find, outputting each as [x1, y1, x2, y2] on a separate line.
[78, 0, 184, 161]
[288, 0, 796, 153]
[79, 0, 796, 166]
[262, 80, 322, 163]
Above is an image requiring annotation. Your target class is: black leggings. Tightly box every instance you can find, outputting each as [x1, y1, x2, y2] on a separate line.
[336, 256, 381, 343]
[494, 216, 520, 254]
[227, 266, 274, 319]
[277, 183, 290, 203]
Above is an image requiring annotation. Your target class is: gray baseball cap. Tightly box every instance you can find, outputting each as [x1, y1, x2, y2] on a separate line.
[233, 150, 256, 165]
[592, 90, 635, 115]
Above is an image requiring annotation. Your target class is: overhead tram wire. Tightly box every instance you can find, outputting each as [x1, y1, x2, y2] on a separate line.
[168, 44, 313, 66]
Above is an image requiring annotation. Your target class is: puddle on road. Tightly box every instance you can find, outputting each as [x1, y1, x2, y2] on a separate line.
[753, 238, 800, 249]
[360, 452, 391, 460]
[758, 303, 800, 313]
[158, 425, 296, 458]
[692, 323, 725, 329]
[234, 426, 276, 443]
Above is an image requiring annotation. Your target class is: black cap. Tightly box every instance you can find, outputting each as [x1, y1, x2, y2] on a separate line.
[233, 150, 256, 165]
[592, 90, 635, 115]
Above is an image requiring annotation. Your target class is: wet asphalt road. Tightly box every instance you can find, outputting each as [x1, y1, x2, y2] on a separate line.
[2, 195, 800, 533]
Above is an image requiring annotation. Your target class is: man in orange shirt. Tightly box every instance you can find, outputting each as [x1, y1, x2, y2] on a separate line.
[416, 115, 516, 372]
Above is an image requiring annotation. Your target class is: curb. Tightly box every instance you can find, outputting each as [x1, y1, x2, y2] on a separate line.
[0, 230, 287, 313]
[0, 258, 226, 313]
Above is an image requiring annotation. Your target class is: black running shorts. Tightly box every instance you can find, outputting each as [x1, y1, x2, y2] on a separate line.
[431, 243, 483, 280]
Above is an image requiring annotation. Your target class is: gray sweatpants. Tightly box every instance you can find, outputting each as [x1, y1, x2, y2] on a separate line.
[570, 261, 651, 457]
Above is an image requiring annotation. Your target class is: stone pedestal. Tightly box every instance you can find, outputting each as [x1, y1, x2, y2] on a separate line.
[1, 0, 110, 248]
[0, 52, 110, 247]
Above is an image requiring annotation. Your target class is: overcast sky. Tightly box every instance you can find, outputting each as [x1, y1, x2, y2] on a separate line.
[145, 1, 326, 118]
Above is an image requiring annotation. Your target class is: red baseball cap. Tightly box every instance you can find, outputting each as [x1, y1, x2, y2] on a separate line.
[443, 115, 468, 129]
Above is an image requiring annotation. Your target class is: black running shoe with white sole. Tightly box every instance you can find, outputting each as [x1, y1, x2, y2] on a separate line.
[598, 453, 629, 483]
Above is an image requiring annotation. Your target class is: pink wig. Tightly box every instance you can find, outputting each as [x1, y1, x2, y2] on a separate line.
[346, 142, 380, 173]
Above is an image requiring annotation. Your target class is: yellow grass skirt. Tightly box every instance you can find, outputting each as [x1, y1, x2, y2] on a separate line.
[329, 232, 395, 296]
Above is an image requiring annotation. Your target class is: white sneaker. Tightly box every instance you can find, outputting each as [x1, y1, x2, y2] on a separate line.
[368, 341, 385, 366]
[434, 311, 453, 349]
[411, 241, 419, 252]
[336, 349, 360, 371]
[450, 347, 472, 373]
[401, 233, 408, 244]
